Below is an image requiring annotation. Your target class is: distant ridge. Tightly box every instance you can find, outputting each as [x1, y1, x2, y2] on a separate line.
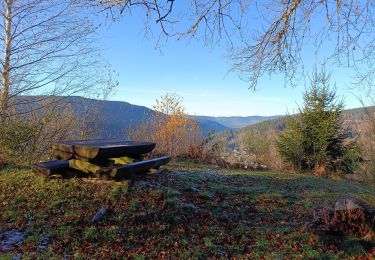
[215, 104, 375, 153]
[14, 96, 374, 140]
[16, 96, 231, 137]
[195, 115, 282, 129]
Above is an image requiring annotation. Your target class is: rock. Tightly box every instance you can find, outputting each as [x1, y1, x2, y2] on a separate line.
[310, 196, 375, 236]
[1, 229, 25, 252]
[335, 196, 363, 211]
[148, 167, 161, 174]
[39, 234, 50, 251]
[212, 152, 268, 170]
[92, 207, 108, 223]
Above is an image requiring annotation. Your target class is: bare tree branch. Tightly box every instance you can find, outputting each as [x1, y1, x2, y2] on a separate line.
[90, 0, 375, 91]
[0, 0, 117, 122]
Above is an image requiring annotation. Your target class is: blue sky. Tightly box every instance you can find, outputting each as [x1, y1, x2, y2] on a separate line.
[98, 11, 364, 117]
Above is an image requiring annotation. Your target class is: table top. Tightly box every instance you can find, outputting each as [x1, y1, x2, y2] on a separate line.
[58, 139, 156, 149]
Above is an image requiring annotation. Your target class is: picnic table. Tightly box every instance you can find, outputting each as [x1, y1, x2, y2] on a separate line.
[32, 139, 170, 180]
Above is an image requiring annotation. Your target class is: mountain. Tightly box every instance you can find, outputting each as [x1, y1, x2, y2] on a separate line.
[14, 96, 373, 141]
[16, 96, 231, 137]
[215, 105, 375, 154]
[71, 97, 232, 137]
[71, 97, 154, 138]
[193, 117, 232, 135]
[195, 115, 282, 129]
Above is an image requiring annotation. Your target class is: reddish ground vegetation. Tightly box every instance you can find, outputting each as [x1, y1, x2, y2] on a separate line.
[0, 154, 6, 169]
[0, 162, 374, 258]
[311, 205, 374, 236]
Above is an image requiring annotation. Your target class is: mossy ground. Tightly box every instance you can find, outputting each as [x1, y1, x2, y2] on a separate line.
[0, 162, 374, 258]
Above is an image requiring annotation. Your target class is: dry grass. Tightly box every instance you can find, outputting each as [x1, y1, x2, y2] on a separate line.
[0, 162, 374, 258]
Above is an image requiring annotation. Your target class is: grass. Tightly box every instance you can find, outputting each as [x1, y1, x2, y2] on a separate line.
[0, 161, 374, 258]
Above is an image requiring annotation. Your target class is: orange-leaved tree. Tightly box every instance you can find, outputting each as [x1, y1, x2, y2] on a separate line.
[128, 93, 202, 158]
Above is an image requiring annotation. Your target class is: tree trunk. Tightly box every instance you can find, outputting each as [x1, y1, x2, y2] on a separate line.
[0, 0, 13, 123]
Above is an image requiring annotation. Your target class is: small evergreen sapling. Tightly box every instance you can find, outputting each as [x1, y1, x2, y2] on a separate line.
[277, 70, 361, 174]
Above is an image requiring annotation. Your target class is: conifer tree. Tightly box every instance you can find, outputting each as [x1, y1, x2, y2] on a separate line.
[277, 70, 360, 174]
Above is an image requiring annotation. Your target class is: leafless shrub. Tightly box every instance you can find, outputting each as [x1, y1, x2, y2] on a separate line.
[243, 123, 284, 170]
[356, 109, 375, 183]
[0, 97, 108, 165]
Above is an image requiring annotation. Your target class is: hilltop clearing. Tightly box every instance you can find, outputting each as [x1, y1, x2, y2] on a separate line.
[0, 162, 374, 258]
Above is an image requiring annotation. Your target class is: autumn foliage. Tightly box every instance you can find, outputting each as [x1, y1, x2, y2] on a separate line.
[128, 93, 203, 158]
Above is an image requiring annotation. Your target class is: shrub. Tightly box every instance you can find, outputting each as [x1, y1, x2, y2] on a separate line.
[243, 121, 283, 169]
[0, 119, 39, 165]
[0, 100, 101, 165]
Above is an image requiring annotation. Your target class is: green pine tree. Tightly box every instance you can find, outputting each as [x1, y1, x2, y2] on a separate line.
[277, 70, 361, 174]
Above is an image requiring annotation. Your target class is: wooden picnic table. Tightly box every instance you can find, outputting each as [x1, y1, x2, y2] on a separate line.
[51, 139, 156, 160]
[33, 139, 170, 180]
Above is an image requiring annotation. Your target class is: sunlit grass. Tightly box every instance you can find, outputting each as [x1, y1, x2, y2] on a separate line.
[0, 162, 374, 258]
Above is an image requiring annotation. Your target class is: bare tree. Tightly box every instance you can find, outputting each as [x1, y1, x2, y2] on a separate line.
[91, 0, 245, 45]
[0, 0, 115, 123]
[92, 0, 375, 90]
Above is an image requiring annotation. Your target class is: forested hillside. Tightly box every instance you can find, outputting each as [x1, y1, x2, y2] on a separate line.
[212, 105, 375, 170]
[16, 96, 231, 137]
[194, 115, 282, 129]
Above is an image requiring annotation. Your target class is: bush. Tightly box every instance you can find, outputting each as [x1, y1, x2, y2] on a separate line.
[0, 120, 39, 165]
[244, 121, 284, 169]
[0, 100, 101, 165]
[337, 144, 362, 174]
